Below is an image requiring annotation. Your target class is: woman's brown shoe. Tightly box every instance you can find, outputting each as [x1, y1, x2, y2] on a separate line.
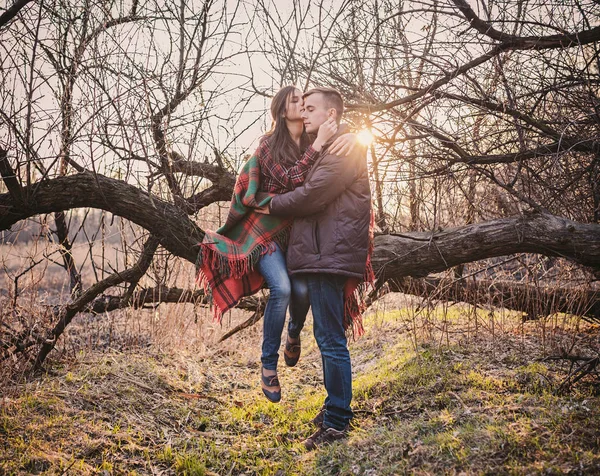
[284, 335, 301, 367]
[261, 367, 281, 402]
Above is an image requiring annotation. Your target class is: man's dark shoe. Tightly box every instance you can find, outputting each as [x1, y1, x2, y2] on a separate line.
[260, 367, 281, 403]
[303, 425, 349, 451]
[284, 335, 301, 367]
[310, 405, 326, 427]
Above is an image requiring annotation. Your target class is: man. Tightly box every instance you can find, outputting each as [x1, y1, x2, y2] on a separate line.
[266, 87, 372, 449]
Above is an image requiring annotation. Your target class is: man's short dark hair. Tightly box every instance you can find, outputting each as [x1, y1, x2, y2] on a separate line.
[303, 87, 344, 122]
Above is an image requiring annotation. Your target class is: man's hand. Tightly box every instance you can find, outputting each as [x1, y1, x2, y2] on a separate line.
[329, 133, 361, 157]
[255, 205, 270, 215]
[312, 117, 338, 151]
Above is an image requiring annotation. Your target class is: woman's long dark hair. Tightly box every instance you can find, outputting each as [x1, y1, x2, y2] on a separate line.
[262, 86, 310, 166]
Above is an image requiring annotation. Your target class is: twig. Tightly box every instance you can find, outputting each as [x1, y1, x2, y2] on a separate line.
[218, 300, 266, 342]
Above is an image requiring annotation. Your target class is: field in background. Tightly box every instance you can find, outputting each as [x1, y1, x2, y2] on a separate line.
[0, 205, 228, 361]
[1, 205, 226, 301]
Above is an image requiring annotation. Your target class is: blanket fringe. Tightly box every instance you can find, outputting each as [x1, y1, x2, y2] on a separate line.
[344, 277, 374, 339]
[197, 226, 290, 280]
[195, 226, 290, 322]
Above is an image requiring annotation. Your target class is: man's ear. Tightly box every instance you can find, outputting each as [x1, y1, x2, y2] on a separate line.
[328, 108, 337, 120]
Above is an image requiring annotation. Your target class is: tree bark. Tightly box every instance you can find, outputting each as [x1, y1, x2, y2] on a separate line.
[389, 277, 600, 321]
[372, 211, 600, 280]
[0, 0, 33, 29]
[0, 172, 205, 263]
[3, 177, 600, 277]
[451, 0, 600, 49]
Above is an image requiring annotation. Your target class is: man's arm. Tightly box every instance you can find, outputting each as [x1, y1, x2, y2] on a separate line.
[269, 151, 360, 217]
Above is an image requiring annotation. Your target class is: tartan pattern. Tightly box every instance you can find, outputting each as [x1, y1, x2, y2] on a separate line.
[196, 154, 293, 319]
[258, 138, 319, 193]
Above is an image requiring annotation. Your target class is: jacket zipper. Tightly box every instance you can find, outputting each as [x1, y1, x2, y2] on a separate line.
[314, 221, 321, 258]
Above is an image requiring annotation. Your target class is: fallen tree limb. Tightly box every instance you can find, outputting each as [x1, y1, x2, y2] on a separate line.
[0, 172, 206, 263]
[389, 277, 600, 321]
[372, 210, 600, 280]
[86, 286, 209, 313]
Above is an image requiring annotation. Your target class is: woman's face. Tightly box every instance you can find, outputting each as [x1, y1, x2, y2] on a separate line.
[284, 88, 304, 122]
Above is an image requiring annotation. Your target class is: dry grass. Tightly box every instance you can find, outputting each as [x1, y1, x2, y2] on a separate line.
[1, 296, 600, 475]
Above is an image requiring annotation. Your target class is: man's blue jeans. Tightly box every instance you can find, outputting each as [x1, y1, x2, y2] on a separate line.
[257, 244, 310, 370]
[304, 273, 354, 431]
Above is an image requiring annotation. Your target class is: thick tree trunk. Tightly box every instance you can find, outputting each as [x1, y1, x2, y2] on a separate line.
[0, 172, 205, 263]
[3, 177, 600, 277]
[3, 176, 600, 277]
[372, 211, 600, 280]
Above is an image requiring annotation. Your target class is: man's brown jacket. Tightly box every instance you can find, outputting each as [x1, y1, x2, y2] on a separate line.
[269, 127, 371, 279]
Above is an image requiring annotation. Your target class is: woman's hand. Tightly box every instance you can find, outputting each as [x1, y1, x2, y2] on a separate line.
[329, 132, 361, 157]
[312, 117, 338, 151]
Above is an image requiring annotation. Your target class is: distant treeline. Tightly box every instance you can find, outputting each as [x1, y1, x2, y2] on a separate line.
[1, 210, 127, 245]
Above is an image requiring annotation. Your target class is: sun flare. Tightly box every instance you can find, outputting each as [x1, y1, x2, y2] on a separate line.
[357, 129, 374, 146]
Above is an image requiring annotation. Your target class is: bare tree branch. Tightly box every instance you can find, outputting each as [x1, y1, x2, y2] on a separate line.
[0, 0, 33, 30]
[451, 0, 600, 49]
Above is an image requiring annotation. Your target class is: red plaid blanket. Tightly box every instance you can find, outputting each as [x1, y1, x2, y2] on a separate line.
[196, 154, 292, 320]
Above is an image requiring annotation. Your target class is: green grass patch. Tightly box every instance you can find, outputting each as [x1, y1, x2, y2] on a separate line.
[2, 308, 600, 474]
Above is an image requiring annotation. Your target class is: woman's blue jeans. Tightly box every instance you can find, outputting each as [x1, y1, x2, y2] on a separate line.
[256, 244, 310, 370]
[288, 274, 309, 339]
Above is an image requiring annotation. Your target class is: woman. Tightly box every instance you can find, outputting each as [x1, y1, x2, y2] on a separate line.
[255, 86, 358, 402]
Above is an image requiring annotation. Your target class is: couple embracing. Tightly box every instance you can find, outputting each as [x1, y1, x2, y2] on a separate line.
[197, 86, 373, 450]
